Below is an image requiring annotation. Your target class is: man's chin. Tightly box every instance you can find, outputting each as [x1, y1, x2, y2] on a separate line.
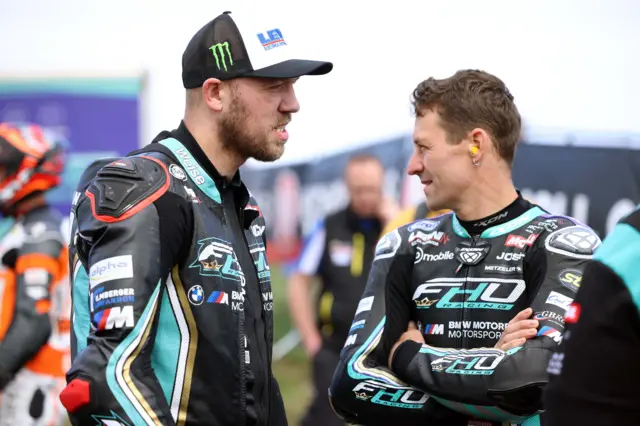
[426, 197, 445, 212]
[252, 149, 285, 163]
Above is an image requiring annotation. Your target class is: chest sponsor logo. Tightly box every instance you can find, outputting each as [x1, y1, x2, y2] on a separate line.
[504, 234, 538, 249]
[458, 248, 482, 264]
[203, 289, 248, 312]
[190, 238, 245, 284]
[207, 290, 229, 305]
[495, 252, 525, 261]
[484, 264, 522, 275]
[454, 240, 492, 266]
[545, 291, 573, 311]
[534, 310, 565, 326]
[188, 285, 205, 305]
[407, 219, 440, 233]
[526, 219, 559, 234]
[412, 278, 525, 311]
[352, 381, 428, 409]
[414, 249, 454, 264]
[408, 231, 449, 247]
[558, 269, 582, 292]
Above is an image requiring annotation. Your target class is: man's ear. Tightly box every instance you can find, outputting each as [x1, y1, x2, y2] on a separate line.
[202, 78, 224, 112]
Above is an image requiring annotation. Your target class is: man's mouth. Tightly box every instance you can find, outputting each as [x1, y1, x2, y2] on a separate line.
[422, 180, 433, 187]
[273, 124, 289, 141]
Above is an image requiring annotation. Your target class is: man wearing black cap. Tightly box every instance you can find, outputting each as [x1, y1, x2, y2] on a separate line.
[59, 11, 332, 426]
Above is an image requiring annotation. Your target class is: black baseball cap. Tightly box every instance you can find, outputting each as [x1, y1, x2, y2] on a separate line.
[182, 11, 333, 88]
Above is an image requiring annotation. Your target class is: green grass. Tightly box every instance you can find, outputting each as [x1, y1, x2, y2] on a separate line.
[271, 265, 314, 426]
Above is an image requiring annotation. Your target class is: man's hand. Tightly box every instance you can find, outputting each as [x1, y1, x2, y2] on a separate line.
[302, 332, 322, 358]
[494, 307, 539, 351]
[389, 321, 424, 367]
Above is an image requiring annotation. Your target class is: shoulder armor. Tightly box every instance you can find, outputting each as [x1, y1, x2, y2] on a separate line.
[86, 156, 170, 222]
[544, 219, 601, 258]
[374, 227, 403, 261]
[76, 157, 121, 194]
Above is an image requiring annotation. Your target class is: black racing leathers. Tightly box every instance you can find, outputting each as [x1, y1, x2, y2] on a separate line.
[330, 197, 601, 425]
[542, 207, 640, 425]
[61, 122, 286, 426]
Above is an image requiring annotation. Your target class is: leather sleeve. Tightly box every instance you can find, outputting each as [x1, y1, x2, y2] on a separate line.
[543, 213, 640, 426]
[329, 228, 467, 426]
[60, 156, 191, 426]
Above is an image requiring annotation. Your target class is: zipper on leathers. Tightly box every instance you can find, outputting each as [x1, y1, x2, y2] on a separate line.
[221, 195, 247, 425]
[459, 236, 478, 349]
[239, 205, 270, 425]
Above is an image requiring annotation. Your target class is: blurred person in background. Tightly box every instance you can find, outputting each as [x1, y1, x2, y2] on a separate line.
[329, 69, 601, 425]
[0, 123, 70, 426]
[287, 154, 399, 426]
[59, 10, 332, 426]
[381, 200, 449, 236]
[543, 205, 640, 425]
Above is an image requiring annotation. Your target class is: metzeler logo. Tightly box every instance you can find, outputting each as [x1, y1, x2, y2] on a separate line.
[209, 41, 233, 71]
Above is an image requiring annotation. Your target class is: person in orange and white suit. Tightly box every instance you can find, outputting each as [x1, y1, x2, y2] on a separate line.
[0, 122, 70, 426]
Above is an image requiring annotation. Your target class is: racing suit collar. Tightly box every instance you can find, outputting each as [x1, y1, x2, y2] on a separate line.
[457, 191, 532, 235]
[169, 120, 243, 189]
[151, 122, 252, 213]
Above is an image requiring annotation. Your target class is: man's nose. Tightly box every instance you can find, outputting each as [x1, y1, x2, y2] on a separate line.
[280, 86, 300, 114]
[407, 152, 423, 176]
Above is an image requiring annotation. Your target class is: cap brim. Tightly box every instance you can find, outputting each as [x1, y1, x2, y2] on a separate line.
[246, 59, 333, 79]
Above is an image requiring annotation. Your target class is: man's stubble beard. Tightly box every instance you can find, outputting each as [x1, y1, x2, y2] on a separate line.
[218, 96, 285, 163]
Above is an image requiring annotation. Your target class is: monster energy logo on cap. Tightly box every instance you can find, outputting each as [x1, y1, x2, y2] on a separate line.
[209, 41, 233, 71]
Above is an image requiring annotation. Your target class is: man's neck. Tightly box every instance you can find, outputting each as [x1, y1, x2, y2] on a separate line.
[183, 117, 244, 179]
[453, 175, 519, 222]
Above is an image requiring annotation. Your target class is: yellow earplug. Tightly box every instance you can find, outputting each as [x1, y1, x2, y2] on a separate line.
[471, 146, 479, 155]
